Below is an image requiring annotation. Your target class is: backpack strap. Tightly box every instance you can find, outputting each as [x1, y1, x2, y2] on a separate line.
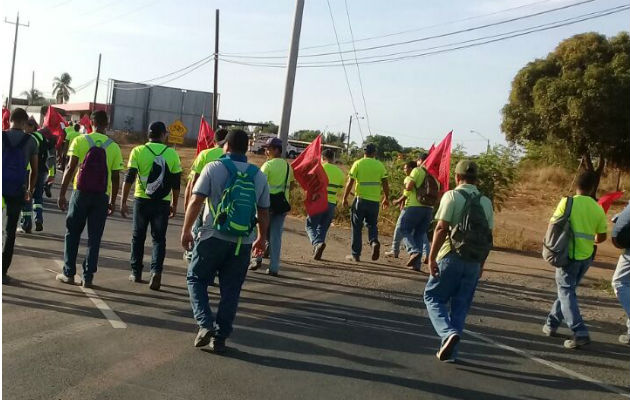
[85, 135, 113, 149]
[282, 160, 290, 193]
[143, 143, 168, 157]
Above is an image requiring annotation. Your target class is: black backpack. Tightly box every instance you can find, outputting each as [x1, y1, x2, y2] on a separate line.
[449, 189, 493, 262]
[142, 144, 173, 200]
[32, 130, 56, 171]
[416, 167, 440, 207]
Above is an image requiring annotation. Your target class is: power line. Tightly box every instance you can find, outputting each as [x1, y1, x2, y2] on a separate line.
[344, 0, 372, 136]
[325, 0, 363, 141]
[108, 58, 212, 90]
[113, 55, 212, 86]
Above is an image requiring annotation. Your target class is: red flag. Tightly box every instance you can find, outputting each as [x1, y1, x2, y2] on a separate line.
[80, 114, 92, 133]
[291, 135, 329, 216]
[427, 144, 436, 156]
[423, 131, 452, 193]
[2, 107, 9, 131]
[598, 191, 624, 214]
[44, 106, 66, 149]
[196, 116, 215, 155]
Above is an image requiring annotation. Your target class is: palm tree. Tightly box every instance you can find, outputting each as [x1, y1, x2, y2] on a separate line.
[20, 88, 45, 105]
[52, 72, 75, 103]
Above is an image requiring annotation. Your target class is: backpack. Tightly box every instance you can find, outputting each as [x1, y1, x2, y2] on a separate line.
[32, 130, 56, 171]
[449, 188, 493, 262]
[269, 161, 291, 215]
[76, 135, 112, 194]
[416, 167, 440, 207]
[141, 144, 172, 200]
[208, 158, 259, 254]
[2, 132, 31, 197]
[542, 196, 574, 267]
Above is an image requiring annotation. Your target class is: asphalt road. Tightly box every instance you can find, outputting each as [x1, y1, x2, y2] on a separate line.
[2, 190, 629, 399]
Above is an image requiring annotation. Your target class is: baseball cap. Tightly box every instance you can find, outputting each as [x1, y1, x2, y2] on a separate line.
[149, 121, 167, 135]
[263, 137, 283, 149]
[455, 160, 478, 177]
[363, 143, 376, 154]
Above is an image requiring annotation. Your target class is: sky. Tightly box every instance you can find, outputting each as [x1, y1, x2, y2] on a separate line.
[1, 0, 628, 154]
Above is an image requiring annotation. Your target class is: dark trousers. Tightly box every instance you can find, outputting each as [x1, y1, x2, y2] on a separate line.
[351, 197, 380, 257]
[21, 169, 47, 228]
[63, 191, 109, 282]
[130, 198, 170, 275]
[3, 194, 25, 275]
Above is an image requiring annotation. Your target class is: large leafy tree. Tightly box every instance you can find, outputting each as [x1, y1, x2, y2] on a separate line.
[52, 72, 75, 103]
[253, 121, 279, 134]
[364, 134, 402, 159]
[20, 88, 45, 105]
[501, 32, 630, 191]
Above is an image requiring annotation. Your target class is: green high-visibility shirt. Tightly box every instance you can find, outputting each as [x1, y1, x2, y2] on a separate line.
[261, 158, 294, 201]
[323, 162, 345, 204]
[348, 157, 387, 202]
[127, 142, 182, 201]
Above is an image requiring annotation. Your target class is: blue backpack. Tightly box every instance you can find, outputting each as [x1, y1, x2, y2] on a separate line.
[2, 132, 31, 197]
[208, 158, 259, 254]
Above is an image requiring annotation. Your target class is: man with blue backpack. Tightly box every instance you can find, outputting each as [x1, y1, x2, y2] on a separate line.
[55, 110, 124, 288]
[181, 129, 269, 353]
[423, 160, 494, 362]
[2, 108, 39, 284]
[121, 121, 182, 290]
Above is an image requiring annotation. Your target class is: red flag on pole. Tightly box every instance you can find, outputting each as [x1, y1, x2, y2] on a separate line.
[80, 114, 92, 133]
[291, 135, 329, 216]
[196, 116, 214, 155]
[2, 107, 9, 131]
[43, 106, 66, 150]
[598, 191, 624, 214]
[423, 131, 452, 193]
[427, 144, 436, 156]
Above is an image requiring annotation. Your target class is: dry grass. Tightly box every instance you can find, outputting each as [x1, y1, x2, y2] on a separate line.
[492, 222, 540, 253]
[590, 278, 615, 296]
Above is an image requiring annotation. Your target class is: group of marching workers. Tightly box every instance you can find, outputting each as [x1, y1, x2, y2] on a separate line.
[2, 107, 629, 358]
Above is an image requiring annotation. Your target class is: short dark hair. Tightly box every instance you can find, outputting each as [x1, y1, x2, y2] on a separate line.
[405, 161, 416, 170]
[91, 110, 108, 128]
[418, 152, 428, 161]
[456, 173, 477, 184]
[215, 128, 229, 143]
[10, 108, 29, 123]
[227, 129, 249, 154]
[322, 148, 335, 161]
[74, 123, 80, 130]
[576, 171, 598, 193]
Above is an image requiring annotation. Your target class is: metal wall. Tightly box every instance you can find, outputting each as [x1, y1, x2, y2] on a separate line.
[109, 80, 214, 140]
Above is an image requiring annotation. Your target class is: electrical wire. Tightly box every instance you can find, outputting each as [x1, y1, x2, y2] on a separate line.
[109, 58, 212, 90]
[112, 55, 212, 86]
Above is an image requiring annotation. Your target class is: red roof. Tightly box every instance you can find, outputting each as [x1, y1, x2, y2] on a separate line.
[52, 102, 108, 113]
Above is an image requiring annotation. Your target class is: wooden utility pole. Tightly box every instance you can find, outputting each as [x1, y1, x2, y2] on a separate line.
[93, 53, 102, 108]
[5, 13, 29, 109]
[347, 114, 352, 155]
[211, 9, 219, 131]
[278, 0, 305, 158]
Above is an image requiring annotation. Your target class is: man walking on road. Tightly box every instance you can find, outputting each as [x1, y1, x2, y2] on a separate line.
[55, 111, 124, 288]
[121, 121, 182, 290]
[543, 171, 607, 349]
[2, 108, 39, 284]
[342, 143, 389, 262]
[182, 129, 269, 353]
[306, 148, 344, 260]
[612, 200, 630, 345]
[424, 160, 493, 362]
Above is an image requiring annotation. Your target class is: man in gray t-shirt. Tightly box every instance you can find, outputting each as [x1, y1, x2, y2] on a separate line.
[181, 129, 269, 353]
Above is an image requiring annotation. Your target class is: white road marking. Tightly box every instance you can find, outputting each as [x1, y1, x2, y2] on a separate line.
[466, 329, 630, 398]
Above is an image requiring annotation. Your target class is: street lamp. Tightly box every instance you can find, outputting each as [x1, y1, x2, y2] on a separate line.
[347, 114, 364, 155]
[470, 130, 490, 153]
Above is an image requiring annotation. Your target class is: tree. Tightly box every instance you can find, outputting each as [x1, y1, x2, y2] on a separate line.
[501, 32, 630, 193]
[364, 134, 402, 159]
[291, 129, 321, 142]
[20, 88, 45, 105]
[253, 121, 278, 134]
[52, 72, 75, 104]
[323, 132, 347, 147]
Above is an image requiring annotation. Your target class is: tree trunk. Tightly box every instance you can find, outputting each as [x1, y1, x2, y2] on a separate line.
[581, 153, 605, 198]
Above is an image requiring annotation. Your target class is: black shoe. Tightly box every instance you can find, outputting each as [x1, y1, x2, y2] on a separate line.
[209, 336, 227, 354]
[82, 279, 93, 289]
[371, 241, 380, 261]
[313, 243, 326, 260]
[249, 259, 262, 271]
[266, 268, 278, 277]
[44, 183, 52, 198]
[149, 272, 162, 291]
[2, 274, 12, 285]
[129, 273, 142, 283]
[194, 328, 213, 347]
[564, 336, 591, 349]
[437, 333, 460, 361]
[406, 253, 421, 267]
[35, 222, 43, 232]
[345, 255, 360, 262]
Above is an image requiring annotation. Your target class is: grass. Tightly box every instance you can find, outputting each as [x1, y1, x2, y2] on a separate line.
[492, 222, 540, 253]
[590, 278, 615, 296]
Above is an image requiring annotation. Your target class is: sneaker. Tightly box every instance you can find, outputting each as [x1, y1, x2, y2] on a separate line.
[345, 255, 360, 262]
[194, 328, 213, 347]
[406, 253, 421, 267]
[129, 273, 142, 283]
[2, 274, 11, 285]
[249, 259, 262, 271]
[149, 272, 162, 291]
[44, 182, 52, 198]
[266, 268, 278, 277]
[35, 222, 43, 232]
[209, 336, 227, 354]
[371, 241, 380, 261]
[313, 243, 326, 260]
[437, 333, 460, 361]
[619, 334, 630, 345]
[563, 336, 591, 349]
[17, 226, 28, 234]
[82, 279, 93, 289]
[55, 273, 74, 285]
[542, 325, 558, 337]
[384, 250, 398, 258]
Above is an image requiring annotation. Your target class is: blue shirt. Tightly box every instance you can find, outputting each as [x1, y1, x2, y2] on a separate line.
[612, 201, 630, 249]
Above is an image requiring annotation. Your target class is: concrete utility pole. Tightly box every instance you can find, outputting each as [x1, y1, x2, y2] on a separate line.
[278, 0, 305, 158]
[5, 13, 29, 109]
[212, 9, 220, 131]
[347, 115, 352, 155]
[93, 53, 102, 108]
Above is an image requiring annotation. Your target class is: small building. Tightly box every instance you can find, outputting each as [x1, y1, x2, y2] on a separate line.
[52, 102, 108, 123]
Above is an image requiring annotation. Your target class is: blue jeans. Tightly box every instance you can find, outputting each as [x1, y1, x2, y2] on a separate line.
[305, 203, 336, 245]
[546, 258, 592, 337]
[422, 232, 430, 256]
[351, 198, 380, 257]
[255, 212, 286, 272]
[20, 169, 47, 228]
[63, 190, 109, 282]
[399, 206, 433, 259]
[130, 198, 170, 275]
[424, 253, 481, 359]
[613, 251, 630, 335]
[187, 237, 251, 338]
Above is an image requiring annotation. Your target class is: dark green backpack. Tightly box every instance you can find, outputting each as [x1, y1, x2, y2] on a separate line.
[449, 189, 493, 262]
